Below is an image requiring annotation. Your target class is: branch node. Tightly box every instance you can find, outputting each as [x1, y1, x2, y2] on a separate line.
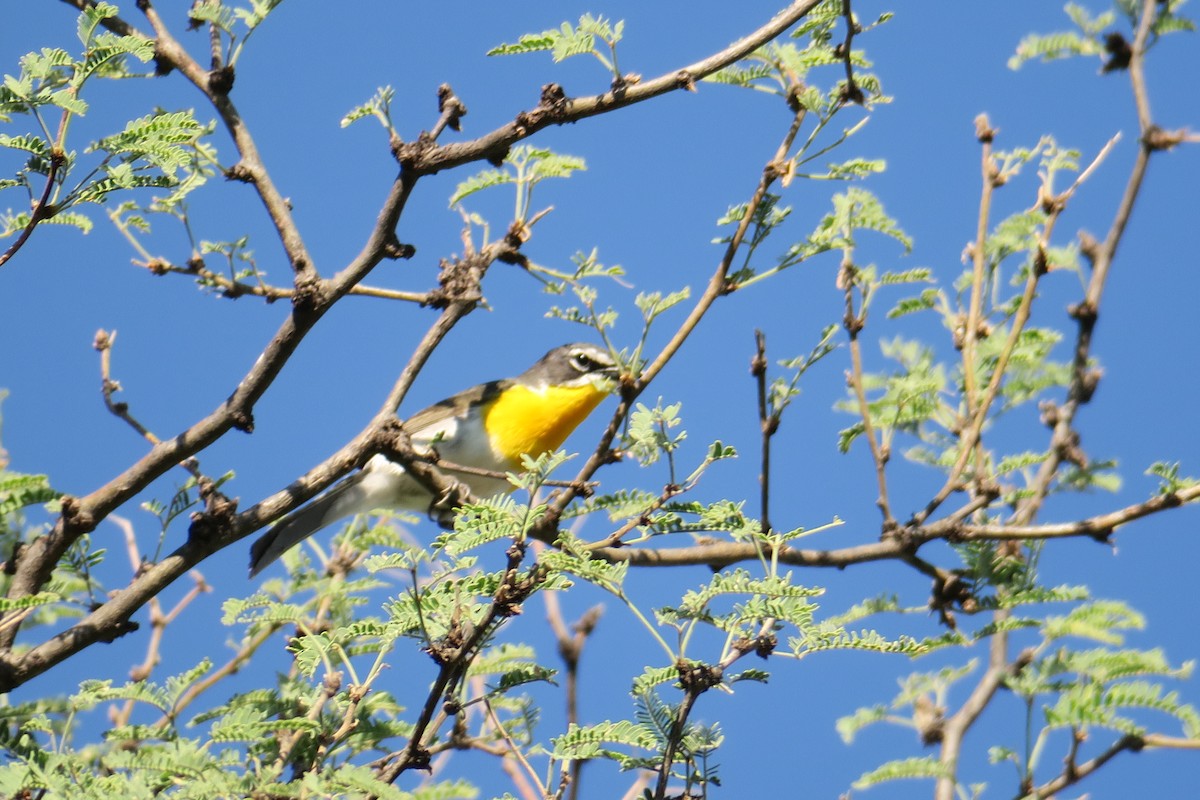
[1033, 246, 1050, 276]
[435, 83, 468, 132]
[1067, 299, 1097, 325]
[838, 81, 865, 106]
[1078, 368, 1102, 404]
[188, 476, 239, 542]
[1038, 400, 1060, 428]
[381, 233, 416, 261]
[1078, 229, 1101, 265]
[676, 660, 722, 695]
[914, 695, 945, 745]
[60, 495, 96, 532]
[426, 253, 487, 308]
[735, 632, 777, 659]
[974, 113, 995, 143]
[485, 145, 510, 168]
[207, 65, 235, 96]
[394, 137, 437, 170]
[1058, 429, 1088, 469]
[610, 72, 641, 96]
[538, 82, 569, 111]
[97, 618, 140, 643]
[291, 270, 323, 313]
[151, 47, 173, 77]
[229, 406, 255, 434]
[1101, 32, 1132, 73]
[1143, 125, 1188, 152]
[223, 163, 255, 183]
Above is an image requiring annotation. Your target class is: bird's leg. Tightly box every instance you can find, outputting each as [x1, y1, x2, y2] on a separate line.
[427, 480, 472, 529]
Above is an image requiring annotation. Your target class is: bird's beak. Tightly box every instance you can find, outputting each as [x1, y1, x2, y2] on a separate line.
[598, 364, 620, 389]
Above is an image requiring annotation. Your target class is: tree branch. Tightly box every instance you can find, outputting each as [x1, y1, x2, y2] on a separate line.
[397, 1, 827, 179]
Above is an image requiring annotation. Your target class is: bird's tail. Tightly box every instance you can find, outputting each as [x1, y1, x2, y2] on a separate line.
[248, 473, 370, 577]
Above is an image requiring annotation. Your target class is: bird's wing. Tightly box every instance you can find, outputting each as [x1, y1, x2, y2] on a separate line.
[248, 380, 516, 577]
[404, 379, 511, 447]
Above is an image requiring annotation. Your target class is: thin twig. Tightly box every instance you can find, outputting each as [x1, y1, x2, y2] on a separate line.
[543, 580, 603, 800]
[841, 256, 896, 527]
[915, 125, 1120, 528]
[134, 258, 429, 304]
[1014, 0, 1161, 529]
[752, 331, 774, 536]
[483, 697, 547, 799]
[0, 151, 64, 269]
[542, 106, 811, 535]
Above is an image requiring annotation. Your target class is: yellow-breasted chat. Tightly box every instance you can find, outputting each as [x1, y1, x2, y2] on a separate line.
[248, 343, 617, 576]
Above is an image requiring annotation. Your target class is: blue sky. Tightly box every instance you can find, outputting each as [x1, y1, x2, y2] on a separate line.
[2, 1, 1199, 797]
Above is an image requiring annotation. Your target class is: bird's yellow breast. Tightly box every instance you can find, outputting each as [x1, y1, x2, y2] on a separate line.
[484, 383, 608, 466]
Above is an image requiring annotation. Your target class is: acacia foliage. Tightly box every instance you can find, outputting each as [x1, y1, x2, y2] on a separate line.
[1, 2, 1198, 799]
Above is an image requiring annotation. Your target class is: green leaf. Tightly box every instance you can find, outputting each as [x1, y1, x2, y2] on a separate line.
[188, 3, 237, 33]
[551, 719, 658, 759]
[77, 3, 118, 46]
[852, 756, 950, 788]
[234, 0, 286, 32]
[289, 631, 336, 678]
[0, 133, 50, 156]
[886, 288, 939, 319]
[1009, 31, 1104, 69]
[489, 14, 623, 76]
[341, 85, 394, 128]
[837, 421, 865, 454]
[90, 110, 207, 174]
[631, 665, 679, 695]
[1044, 600, 1144, 644]
[625, 400, 685, 466]
[995, 450, 1051, 475]
[487, 33, 557, 57]
[820, 157, 886, 180]
[449, 168, 512, 207]
[836, 704, 888, 743]
[1147, 461, 1199, 495]
[879, 267, 934, 285]
[0, 472, 62, 515]
[0, 591, 61, 612]
[634, 288, 690, 323]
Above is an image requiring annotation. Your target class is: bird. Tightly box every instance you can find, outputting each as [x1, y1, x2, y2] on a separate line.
[248, 343, 618, 576]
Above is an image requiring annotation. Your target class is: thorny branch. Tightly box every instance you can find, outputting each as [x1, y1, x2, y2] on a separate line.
[3, 4, 1195, 796]
[0, 0, 831, 691]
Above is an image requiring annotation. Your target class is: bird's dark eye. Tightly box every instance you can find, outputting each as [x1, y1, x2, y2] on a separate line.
[571, 352, 592, 371]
